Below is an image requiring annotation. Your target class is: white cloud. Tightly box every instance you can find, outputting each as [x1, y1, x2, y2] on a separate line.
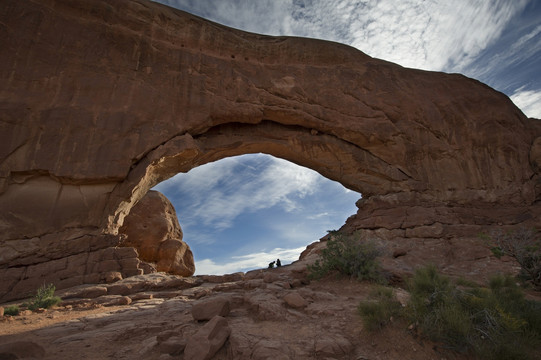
[154, 156, 239, 194]
[155, 154, 322, 233]
[308, 0, 528, 72]
[156, 0, 295, 36]
[511, 89, 541, 119]
[195, 246, 306, 275]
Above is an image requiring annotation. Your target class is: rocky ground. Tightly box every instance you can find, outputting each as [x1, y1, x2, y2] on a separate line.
[0, 249, 507, 360]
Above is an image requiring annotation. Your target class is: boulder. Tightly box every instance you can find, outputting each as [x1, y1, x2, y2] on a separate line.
[283, 292, 308, 309]
[184, 316, 231, 360]
[315, 335, 353, 358]
[120, 191, 195, 276]
[79, 286, 108, 299]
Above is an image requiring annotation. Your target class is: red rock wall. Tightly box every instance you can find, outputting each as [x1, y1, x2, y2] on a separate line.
[0, 0, 540, 300]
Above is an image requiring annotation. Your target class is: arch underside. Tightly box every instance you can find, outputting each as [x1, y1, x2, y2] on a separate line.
[106, 119, 413, 231]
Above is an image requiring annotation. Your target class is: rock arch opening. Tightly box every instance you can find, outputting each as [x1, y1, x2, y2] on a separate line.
[150, 153, 361, 275]
[106, 119, 406, 238]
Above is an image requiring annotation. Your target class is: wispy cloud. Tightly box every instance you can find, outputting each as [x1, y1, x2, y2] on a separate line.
[154, 155, 322, 233]
[195, 246, 306, 275]
[155, 0, 528, 73]
[511, 88, 541, 119]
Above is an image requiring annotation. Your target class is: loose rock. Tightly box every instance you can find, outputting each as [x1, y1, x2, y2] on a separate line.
[283, 292, 308, 309]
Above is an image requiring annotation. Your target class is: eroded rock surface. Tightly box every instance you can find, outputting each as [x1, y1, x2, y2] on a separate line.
[0, 0, 540, 300]
[2, 256, 525, 360]
[0, 261, 447, 359]
[119, 190, 195, 276]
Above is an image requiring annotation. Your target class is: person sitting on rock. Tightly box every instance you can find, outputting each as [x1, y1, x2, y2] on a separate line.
[276, 259, 281, 267]
[268, 261, 275, 269]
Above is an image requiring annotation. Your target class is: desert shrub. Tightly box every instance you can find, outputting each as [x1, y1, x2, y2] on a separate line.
[488, 227, 541, 289]
[4, 305, 19, 316]
[307, 231, 386, 283]
[357, 286, 402, 331]
[405, 265, 473, 352]
[405, 266, 541, 359]
[23, 284, 62, 311]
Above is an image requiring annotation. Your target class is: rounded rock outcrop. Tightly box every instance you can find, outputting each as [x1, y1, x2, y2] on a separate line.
[119, 190, 194, 277]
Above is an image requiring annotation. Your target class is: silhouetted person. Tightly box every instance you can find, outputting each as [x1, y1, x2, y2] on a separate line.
[276, 259, 281, 267]
[268, 261, 275, 269]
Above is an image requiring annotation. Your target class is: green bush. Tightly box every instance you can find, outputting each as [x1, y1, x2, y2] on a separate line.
[405, 265, 472, 352]
[23, 284, 62, 311]
[356, 266, 541, 359]
[4, 305, 19, 316]
[358, 286, 402, 331]
[404, 266, 541, 359]
[307, 231, 386, 283]
[488, 227, 541, 289]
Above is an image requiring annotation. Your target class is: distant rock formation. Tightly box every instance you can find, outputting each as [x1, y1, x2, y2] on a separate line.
[0, 0, 539, 301]
[119, 190, 194, 276]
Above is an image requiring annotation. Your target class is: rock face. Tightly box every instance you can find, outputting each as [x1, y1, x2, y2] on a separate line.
[0, 0, 540, 300]
[0, 235, 145, 302]
[119, 190, 195, 276]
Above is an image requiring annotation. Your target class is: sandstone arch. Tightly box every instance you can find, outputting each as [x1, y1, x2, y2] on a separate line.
[1, 0, 540, 301]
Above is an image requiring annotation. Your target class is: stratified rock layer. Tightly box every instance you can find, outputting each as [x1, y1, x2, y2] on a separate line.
[119, 190, 195, 276]
[0, 0, 540, 301]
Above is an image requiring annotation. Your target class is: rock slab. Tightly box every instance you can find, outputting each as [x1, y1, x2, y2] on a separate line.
[184, 316, 231, 360]
[191, 297, 231, 321]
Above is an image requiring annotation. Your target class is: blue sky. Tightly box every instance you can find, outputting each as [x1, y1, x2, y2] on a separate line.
[153, 154, 359, 274]
[152, 0, 541, 274]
